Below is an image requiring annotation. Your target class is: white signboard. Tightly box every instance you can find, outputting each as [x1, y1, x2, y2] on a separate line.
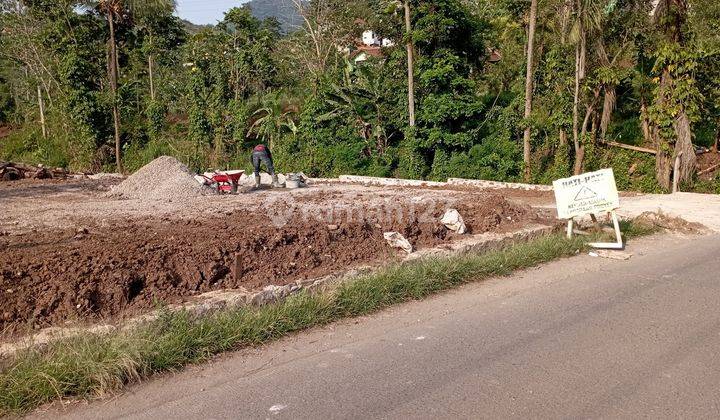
[553, 168, 620, 219]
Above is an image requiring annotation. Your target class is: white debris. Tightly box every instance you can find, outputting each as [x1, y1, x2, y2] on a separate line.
[269, 404, 287, 413]
[384, 231, 413, 253]
[440, 209, 467, 234]
[590, 250, 633, 260]
[87, 172, 124, 180]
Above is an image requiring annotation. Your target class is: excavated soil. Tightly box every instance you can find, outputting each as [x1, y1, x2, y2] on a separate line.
[0, 177, 553, 333]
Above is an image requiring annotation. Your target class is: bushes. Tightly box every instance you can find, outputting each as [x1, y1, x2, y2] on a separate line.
[586, 146, 662, 193]
[0, 115, 95, 171]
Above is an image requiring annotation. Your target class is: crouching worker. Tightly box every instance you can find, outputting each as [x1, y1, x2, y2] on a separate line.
[251, 143, 280, 189]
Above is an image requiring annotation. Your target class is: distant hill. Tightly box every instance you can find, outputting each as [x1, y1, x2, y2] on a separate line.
[244, 0, 303, 33]
[181, 19, 213, 34]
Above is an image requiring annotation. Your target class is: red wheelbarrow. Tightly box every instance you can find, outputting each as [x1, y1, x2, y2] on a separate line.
[200, 170, 245, 194]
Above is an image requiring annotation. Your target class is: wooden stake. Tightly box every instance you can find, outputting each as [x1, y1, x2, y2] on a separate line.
[37, 85, 47, 139]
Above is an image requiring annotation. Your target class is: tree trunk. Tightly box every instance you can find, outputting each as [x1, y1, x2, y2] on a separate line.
[404, 1, 415, 127]
[148, 54, 155, 101]
[572, 30, 586, 175]
[522, 0, 538, 182]
[572, 43, 581, 165]
[673, 111, 696, 185]
[37, 84, 46, 139]
[575, 97, 596, 175]
[653, 64, 696, 190]
[654, 70, 673, 190]
[107, 10, 122, 173]
[656, 149, 672, 190]
[600, 85, 616, 142]
[640, 99, 652, 145]
[714, 124, 719, 153]
[24, 68, 30, 102]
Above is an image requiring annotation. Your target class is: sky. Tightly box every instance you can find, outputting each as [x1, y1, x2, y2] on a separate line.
[176, 0, 251, 25]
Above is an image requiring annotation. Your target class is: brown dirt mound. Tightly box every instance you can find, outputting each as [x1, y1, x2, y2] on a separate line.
[632, 211, 706, 234]
[109, 156, 209, 201]
[456, 194, 535, 233]
[0, 194, 543, 332]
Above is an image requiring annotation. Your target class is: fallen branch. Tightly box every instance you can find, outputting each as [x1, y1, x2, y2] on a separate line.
[698, 162, 720, 176]
[601, 141, 657, 155]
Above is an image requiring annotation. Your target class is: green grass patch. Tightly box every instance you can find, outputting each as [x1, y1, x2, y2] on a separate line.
[0, 227, 654, 415]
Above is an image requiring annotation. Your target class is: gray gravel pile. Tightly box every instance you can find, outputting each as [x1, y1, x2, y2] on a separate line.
[109, 156, 210, 201]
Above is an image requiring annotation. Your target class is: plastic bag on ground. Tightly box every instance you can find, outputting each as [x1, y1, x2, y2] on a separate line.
[383, 232, 413, 253]
[441, 209, 467, 234]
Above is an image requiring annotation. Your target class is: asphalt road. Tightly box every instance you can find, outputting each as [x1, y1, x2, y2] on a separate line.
[41, 234, 720, 419]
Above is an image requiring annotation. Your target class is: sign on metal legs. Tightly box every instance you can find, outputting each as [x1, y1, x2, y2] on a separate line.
[552, 168, 623, 249]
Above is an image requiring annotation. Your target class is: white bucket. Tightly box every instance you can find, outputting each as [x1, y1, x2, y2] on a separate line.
[285, 179, 301, 189]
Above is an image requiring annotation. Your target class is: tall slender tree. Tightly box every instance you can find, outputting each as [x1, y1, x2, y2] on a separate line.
[568, 0, 603, 174]
[89, 0, 175, 172]
[403, 1, 415, 127]
[522, 0, 538, 181]
[382, 0, 416, 127]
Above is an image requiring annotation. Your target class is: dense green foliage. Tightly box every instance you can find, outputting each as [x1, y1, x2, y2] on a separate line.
[0, 0, 718, 191]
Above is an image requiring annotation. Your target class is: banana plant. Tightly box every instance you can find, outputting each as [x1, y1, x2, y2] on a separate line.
[247, 92, 296, 150]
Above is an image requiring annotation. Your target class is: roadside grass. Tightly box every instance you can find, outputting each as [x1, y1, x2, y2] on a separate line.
[0, 224, 658, 415]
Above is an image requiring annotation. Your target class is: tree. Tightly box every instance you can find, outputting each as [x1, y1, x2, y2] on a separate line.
[649, 0, 698, 189]
[290, 0, 350, 88]
[567, 0, 604, 175]
[88, 0, 175, 172]
[689, 0, 720, 153]
[136, 11, 184, 102]
[403, 1, 415, 127]
[218, 7, 280, 100]
[0, 1, 61, 126]
[382, 0, 416, 127]
[522, 0, 538, 181]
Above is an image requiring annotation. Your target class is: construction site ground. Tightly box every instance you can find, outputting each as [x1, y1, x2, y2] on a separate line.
[0, 177, 560, 336]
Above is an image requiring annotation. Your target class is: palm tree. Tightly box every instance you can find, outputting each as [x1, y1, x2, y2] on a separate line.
[87, 0, 175, 172]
